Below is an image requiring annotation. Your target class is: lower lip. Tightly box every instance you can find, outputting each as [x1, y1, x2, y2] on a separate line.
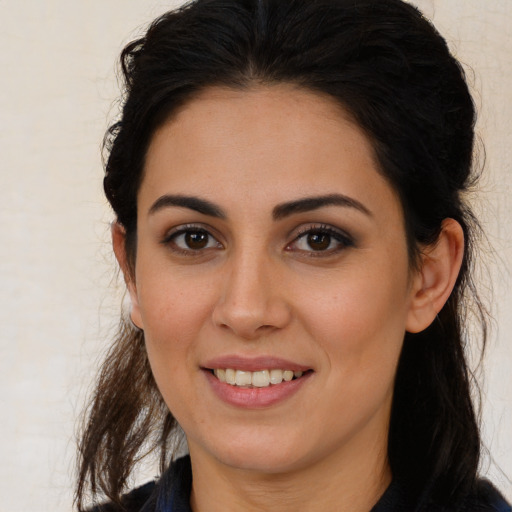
[203, 370, 312, 409]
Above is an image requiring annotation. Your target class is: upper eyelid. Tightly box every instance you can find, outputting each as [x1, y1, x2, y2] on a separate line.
[161, 225, 223, 254]
[291, 223, 353, 241]
[287, 224, 356, 254]
[160, 222, 354, 248]
[161, 223, 221, 242]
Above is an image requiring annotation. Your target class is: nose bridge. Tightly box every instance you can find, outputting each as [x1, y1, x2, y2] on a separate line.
[212, 240, 290, 338]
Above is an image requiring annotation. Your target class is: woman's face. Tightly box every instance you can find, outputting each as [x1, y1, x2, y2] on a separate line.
[126, 85, 421, 475]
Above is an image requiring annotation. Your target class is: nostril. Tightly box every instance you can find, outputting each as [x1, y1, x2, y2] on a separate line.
[257, 324, 276, 332]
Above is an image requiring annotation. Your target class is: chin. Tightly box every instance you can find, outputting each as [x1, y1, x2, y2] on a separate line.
[195, 431, 315, 475]
[219, 451, 306, 475]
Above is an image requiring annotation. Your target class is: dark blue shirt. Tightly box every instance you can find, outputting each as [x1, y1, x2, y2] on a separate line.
[91, 455, 511, 512]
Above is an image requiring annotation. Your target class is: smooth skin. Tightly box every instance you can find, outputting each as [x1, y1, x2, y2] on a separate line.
[113, 85, 464, 512]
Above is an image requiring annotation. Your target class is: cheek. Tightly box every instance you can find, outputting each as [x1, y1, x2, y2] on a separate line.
[296, 272, 409, 434]
[300, 270, 409, 341]
[296, 258, 411, 378]
[137, 260, 216, 337]
[135, 273, 217, 424]
[134, 263, 219, 392]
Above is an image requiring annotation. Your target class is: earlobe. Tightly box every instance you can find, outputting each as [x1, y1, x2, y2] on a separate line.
[111, 222, 144, 330]
[406, 218, 464, 333]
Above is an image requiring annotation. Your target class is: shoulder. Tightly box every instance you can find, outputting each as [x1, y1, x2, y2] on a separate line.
[86, 480, 156, 512]
[459, 479, 511, 512]
[373, 478, 511, 512]
[86, 456, 192, 512]
[426, 479, 511, 512]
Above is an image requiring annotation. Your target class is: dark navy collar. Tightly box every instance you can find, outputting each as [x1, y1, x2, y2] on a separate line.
[156, 457, 413, 512]
[134, 455, 510, 512]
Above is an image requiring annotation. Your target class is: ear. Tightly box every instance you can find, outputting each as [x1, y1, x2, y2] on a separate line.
[406, 218, 464, 333]
[111, 222, 144, 330]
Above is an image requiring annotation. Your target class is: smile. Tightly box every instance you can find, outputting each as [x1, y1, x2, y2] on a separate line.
[212, 368, 305, 387]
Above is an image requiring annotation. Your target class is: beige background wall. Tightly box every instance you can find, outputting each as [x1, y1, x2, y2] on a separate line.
[0, 1, 510, 510]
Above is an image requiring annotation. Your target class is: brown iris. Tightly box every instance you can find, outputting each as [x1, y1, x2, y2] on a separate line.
[185, 231, 209, 249]
[307, 233, 331, 251]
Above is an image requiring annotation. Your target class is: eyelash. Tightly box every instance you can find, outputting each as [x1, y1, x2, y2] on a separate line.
[161, 224, 223, 255]
[287, 224, 355, 256]
[161, 223, 355, 257]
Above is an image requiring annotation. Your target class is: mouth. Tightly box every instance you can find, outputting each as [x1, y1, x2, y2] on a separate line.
[202, 358, 314, 408]
[207, 368, 312, 388]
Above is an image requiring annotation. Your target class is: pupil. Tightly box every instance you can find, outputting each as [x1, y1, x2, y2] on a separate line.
[307, 233, 330, 251]
[185, 231, 208, 249]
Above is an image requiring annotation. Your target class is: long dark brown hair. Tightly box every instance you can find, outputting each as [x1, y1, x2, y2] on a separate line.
[76, 0, 487, 509]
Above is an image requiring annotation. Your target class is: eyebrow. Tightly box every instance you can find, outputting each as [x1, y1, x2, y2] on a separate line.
[272, 193, 372, 220]
[149, 194, 227, 218]
[148, 193, 371, 219]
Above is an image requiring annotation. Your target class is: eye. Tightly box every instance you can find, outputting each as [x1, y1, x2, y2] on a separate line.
[287, 225, 354, 255]
[162, 225, 222, 253]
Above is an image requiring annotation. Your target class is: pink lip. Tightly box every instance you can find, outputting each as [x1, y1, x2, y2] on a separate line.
[203, 355, 311, 372]
[202, 355, 314, 408]
[202, 363, 313, 410]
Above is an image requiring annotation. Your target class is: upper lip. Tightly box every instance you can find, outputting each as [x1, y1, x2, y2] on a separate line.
[203, 355, 312, 372]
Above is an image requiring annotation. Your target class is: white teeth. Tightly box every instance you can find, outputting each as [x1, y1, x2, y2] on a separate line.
[269, 369, 284, 385]
[235, 370, 252, 386]
[214, 368, 226, 383]
[283, 370, 294, 382]
[225, 368, 236, 385]
[251, 370, 270, 387]
[213, 368, 305, 387]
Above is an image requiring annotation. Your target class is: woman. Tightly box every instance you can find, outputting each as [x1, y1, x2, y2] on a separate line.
[76, 0, 511, 510]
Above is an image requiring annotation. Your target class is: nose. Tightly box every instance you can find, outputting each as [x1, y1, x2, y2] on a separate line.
[212, 248, 292, 340]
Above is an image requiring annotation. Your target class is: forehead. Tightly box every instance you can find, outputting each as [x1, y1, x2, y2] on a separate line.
[140, 84, 400, 222]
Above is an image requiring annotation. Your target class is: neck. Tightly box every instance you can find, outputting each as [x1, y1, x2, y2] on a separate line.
[188, 428, 391, 512]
